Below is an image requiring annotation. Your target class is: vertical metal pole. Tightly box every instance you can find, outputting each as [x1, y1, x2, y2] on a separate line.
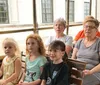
[6, 0, 9, 23]
[89, 0, 92, 15]
[33, 0, 38, 33]
[95, 0, 97, 18]
[66, 0, 70, 35]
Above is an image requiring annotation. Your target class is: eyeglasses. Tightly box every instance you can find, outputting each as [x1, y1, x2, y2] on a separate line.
[84, 25, 96, 29]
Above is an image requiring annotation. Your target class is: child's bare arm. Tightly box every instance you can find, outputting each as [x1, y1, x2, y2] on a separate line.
[41, 80, 46, 85]
[28, 79, 41, 85]
[18, 71, 26, 84]
[17, 79, 41, 85]
[5, 58, 22, 83]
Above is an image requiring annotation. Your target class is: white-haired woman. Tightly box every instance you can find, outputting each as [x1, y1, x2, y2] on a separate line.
[45, 18, 73, 59]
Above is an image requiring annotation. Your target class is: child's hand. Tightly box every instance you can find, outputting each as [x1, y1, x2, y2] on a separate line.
[83, 69, 92, 76]
[18, 82, 29, 85]
[0, 80, 7, 85]
[18, 80, 24, 85]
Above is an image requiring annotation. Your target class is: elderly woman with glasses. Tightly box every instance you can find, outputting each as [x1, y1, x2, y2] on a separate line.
[71, 16, 100, 85]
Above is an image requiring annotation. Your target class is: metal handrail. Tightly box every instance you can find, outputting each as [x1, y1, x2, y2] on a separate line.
[0, 23, 83, 34]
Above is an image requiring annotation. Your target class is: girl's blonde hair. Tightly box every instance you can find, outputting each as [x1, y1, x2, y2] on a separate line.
[2, 38, 21, 58]
[26, 34, 45, 56]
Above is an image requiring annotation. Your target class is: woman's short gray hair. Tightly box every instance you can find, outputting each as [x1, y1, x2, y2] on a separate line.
[54, 18, 66, 28]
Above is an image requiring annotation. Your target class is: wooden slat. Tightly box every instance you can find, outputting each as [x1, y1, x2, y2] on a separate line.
[0, 55, 5, 60]
[0, 55, 5, 66]
[22, 62, 26, 68]
[71, 68, 83, 78]
[70, 77, 83, 85]
[68, 58, 86, 71]
[67, 58, 86, 85]
[21, 56, 26, 72]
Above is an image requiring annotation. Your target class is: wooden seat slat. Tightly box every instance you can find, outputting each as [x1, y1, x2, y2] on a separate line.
[70, 77, 83, 85]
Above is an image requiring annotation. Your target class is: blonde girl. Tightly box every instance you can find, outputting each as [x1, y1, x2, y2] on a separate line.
[0, 38, 22, 85]
[18, 34, 47, 85]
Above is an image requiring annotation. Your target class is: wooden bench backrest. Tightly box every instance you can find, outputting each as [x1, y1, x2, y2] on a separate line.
[21, 55, 26, 73]
[67, 58, 86, 85]
[0, 55, 5, 66]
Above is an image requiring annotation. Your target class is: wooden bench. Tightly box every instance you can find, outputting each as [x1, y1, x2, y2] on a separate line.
[21, 55, 26, 72]
[0, 55, 5, 66]
[67, 58, 86, 85]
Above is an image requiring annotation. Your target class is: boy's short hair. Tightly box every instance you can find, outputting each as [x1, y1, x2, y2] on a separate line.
[48, 40, 65, 51]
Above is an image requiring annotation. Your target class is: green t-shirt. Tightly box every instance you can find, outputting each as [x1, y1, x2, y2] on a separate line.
[24, 56, 47, 82]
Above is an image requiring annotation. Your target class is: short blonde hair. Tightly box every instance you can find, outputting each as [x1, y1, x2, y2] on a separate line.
[2, 38, 21, 58]
[54, 18, 66, 28]
[83, 15, 99, 29]
[84, 15, 94, 20]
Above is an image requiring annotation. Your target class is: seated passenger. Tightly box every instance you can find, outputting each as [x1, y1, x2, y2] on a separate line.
[40, 40, 69, 85]
[0, 38, 22, 85]
[18, 34, 47, 85]
[73, 15, 100, 45]
[73, 30, 100, 44]
[45, 18, 73, 57]
[71, 16, 100, 85]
